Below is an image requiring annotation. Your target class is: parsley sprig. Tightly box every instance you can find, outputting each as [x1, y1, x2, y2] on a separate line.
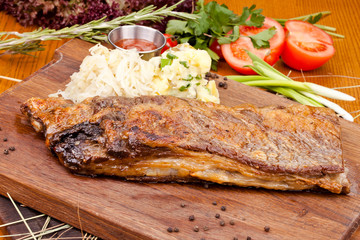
[166, 0, 275, 70]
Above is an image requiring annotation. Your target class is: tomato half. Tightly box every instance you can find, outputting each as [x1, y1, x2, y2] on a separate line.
[221, 17, 285, 75]
[161, 34, 178, 53]
[281, 20, 335, 71]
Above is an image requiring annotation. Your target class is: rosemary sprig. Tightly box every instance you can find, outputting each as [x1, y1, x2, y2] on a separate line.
[0, 0, 197, 55]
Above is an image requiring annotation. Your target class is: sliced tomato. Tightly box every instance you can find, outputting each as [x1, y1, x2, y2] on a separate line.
[281, 20, 335, 71]
[161, 33, 178, 53]
[221, 17, 285, 75]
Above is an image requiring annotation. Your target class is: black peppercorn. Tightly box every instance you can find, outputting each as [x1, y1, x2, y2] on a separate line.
[233, 238, 238, 240]
[264, 226, 270, 232]
[220, 220, 225, 226]
[212, 201, 217, 205]
[189, 215, 195, 221]
[180, 203, 186, 208]
[193, 226, 199, 232]
[215, 213, 220, 218]
[230, 220, 235, 225]
[247, 237, 252, 240]
[203, 226, 209, 231]
[4, 149, 9, 155]
[223, 82, 228, 89]
[221, 206, 226, 211]
[167, 227, 173, 233]
[223, 77, 228, 81]
[3, 138, 7, 142]
[174, 227, 179, 232]
[218, 82, 225, 87]
[9, 146, 15, 151]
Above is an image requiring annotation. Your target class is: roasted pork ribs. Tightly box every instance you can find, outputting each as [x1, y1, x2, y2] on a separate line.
[21, 95, 350, 194]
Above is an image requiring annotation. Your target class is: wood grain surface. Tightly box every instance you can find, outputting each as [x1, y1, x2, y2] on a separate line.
[0, 38, 359, 240]
[1, 0, 360, 239]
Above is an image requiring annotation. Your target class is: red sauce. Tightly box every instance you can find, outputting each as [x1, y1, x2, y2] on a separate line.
[114, 38, 157, 51]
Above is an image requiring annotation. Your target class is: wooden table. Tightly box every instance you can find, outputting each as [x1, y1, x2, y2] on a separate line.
[1, 0, 360, 239]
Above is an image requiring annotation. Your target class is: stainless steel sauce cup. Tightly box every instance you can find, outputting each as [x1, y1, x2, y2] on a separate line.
[108, 25, 166, 60]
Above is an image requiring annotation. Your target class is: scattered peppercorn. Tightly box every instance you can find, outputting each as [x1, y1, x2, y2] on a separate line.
[230, 220, 235, 225]
[218, 82, 225, 87]
[221, 206, 226, 211]
[189, 215, 195, 221]
[180, 203, 186, 208]
[174, 227, 179, 232]
[264, 226, 270, 232]
[212, 201, 217, 205]
[220, 220, 225, 226]
[200, 238, 206, 240]
[233, 237, 238, 240]
[223, 77, 228, 81]
[203, 226, 209, 231]
[247, 237, 252, 240]
[9, 146, 15, 151]
[3, 138, 7, 142]
[167, 227, 173, 233]
[4, 149, 9, 155]
[193, 226, 199, 232]
[223, 82, 228, 89]
[215, 213, 220, 218]
[0, 126, 2, 131]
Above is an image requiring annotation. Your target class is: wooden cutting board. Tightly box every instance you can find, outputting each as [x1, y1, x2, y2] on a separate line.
[0, 39, 359, 240]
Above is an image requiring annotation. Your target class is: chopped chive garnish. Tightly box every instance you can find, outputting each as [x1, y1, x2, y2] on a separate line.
[160, 58, 172, 69]
[180, 61, 189, 68]
[179, 83, 191, 91]
[195, 74, 202, 80]
[166, 52, 178, 60]
[182, 74, 193, 81]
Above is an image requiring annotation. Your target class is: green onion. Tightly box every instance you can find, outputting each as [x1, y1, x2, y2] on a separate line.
[179, 83, 190, 91]
[195, 74, 202, 80]
[166, 52, 178, 60]
[180, 61, 189, 68]
[160, 58, 171, 69]
[226, 51, 355, 121]
[182, 74, 193, 81]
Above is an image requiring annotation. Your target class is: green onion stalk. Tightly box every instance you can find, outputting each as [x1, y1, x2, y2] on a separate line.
[226, 51, 355, 121]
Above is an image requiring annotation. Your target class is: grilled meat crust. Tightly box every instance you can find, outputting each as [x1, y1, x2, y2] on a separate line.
[20, 95, 350, 194]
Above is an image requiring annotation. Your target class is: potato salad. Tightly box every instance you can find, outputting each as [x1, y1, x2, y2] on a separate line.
[51, 43, 219, 104]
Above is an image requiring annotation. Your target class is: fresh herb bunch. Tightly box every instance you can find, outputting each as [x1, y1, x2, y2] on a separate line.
[0, 0, 195, 32]
[0, 1, 197, 56]
[166, 0, 276, 70]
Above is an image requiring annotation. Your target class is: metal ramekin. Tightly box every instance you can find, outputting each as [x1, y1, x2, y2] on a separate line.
[108, 25, 166, 60]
